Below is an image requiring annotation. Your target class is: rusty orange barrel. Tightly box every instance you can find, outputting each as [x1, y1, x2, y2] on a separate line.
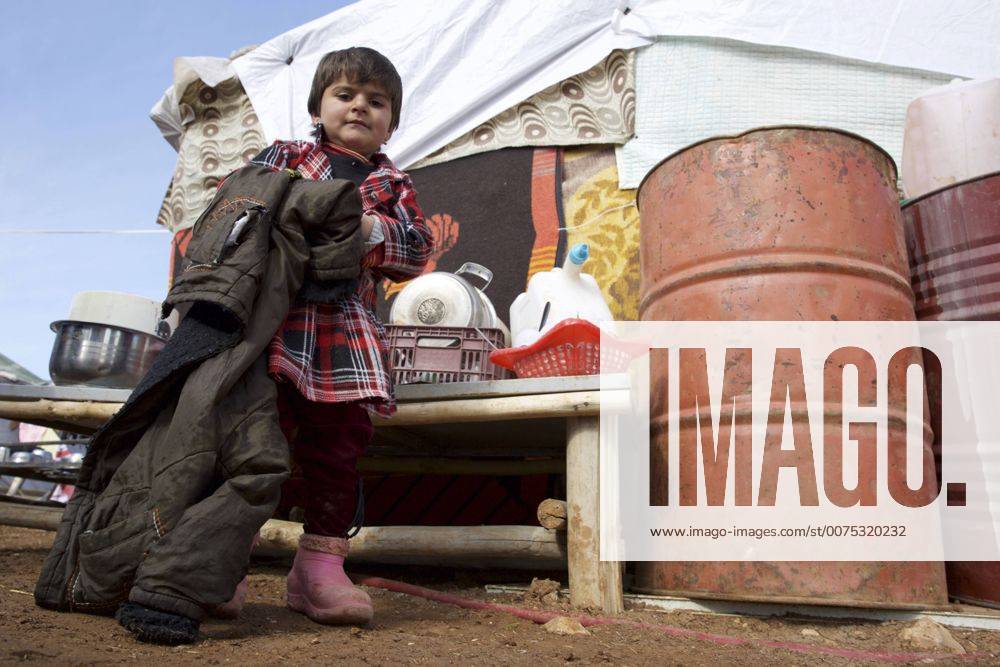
[636, 126, 947, 608]
[904, 171, 1000, 607]
[638, 126, 913, 321]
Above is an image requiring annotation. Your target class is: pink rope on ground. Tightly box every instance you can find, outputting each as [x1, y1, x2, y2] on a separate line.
[357, 576, 982, 663]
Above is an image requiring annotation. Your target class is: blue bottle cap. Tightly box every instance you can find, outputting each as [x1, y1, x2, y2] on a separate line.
[568, 243, 589, 265]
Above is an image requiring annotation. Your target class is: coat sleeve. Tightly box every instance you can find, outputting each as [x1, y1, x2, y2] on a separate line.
[362, 171, 433, 282]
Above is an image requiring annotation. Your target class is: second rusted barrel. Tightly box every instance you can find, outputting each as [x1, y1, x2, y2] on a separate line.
[904, 171, 1000, 607]
[635, 126, 947, 608]
[904, 171, 1000, 322]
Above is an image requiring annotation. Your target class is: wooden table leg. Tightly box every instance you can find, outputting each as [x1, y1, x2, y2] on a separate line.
[566, 415, 623, 613]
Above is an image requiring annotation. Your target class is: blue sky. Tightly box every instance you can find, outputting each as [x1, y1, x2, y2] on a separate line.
[0, 1, 355, 377]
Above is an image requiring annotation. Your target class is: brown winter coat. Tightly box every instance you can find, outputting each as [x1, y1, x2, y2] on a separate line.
[34, 165, 363, 620]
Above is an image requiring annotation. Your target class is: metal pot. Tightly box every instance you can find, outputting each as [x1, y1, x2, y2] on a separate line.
[61, 291, 178, 339]
[48, 321, 166, 389]
[390, 262, 510, 344]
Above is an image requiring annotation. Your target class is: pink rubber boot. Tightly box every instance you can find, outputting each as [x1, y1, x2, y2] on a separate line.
[286, 534, 373, 625]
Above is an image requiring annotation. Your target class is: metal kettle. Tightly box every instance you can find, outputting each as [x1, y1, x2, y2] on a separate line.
[389, 262, 511, 345]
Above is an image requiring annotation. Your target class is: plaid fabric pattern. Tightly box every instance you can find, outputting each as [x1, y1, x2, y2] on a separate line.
[252, 140, 432, 415]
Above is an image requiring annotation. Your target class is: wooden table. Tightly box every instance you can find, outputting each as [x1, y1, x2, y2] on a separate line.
[0, 376, 624, 613]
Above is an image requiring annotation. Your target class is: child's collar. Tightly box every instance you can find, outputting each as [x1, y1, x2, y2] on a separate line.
[322, 142, 375, 165]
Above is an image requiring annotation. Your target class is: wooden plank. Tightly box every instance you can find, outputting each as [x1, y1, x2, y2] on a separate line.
[0, 384, 131, 403]
[537, 498, 568, 530]
[372, 390, 611, 427]
[0, 505, 567, 571]
[1, 390, 625, 434]
[0, 501, 62, 530]
[0, 399, 118, 433]
[566, 416, 623, 613]
[260, 519, 566, 569]
[0, 462, 78, 484]
[0, 392, 602, 432]
[393, 374, 616, 402]
[0, 375, 621, 405]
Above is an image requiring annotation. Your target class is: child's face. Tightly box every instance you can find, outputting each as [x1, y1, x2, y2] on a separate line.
[312, 76, 393, 157]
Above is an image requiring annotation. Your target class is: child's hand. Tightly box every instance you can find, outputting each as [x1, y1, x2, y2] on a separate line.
[361, 214, 377, 240]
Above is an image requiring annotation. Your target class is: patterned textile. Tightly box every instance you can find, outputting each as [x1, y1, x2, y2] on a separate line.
[381, 146, 640, 325]
[378, 147, 564, 327]
[561, 146, 640, 320]
[156, 77, 266, 232]
[526, 149, 563, 284]
[410, 50, 635, 169]
[251, 140, 432, 416]
[156, 51, 634, 234]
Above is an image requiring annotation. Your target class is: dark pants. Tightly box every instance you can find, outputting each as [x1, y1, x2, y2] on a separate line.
[276, 384, 373, 538]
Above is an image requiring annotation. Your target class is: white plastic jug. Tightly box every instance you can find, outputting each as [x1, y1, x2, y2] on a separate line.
[509, 243, 613, 348]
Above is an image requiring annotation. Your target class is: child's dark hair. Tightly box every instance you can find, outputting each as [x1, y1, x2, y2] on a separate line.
[307, 47, 403, 132]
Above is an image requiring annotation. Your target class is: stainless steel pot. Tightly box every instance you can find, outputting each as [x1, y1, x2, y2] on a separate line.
[49, 321, 166, 389]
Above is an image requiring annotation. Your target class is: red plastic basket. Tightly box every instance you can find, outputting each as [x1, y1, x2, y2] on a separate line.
[387, 325, 511, 384]
[489, 319, 639, 378]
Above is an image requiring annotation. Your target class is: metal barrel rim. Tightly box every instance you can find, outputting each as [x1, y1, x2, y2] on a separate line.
[901, 169, 1000, 209]
[636, 125, 899, 207]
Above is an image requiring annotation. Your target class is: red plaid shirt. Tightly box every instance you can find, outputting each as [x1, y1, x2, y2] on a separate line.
[252, 140, 431, 416]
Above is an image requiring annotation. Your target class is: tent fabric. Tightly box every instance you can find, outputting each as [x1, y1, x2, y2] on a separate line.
[151, 49, 633, 233]
[618, 0, 999, 81]
[155, 77, 266, 232]
[410, 50, 636, 170]
[230, 0, 650, 170]
[150, 57, 240, 151]
[616, 37, 955, 190]
[153, 2, 996, 171]
[226, 0, 996, 171]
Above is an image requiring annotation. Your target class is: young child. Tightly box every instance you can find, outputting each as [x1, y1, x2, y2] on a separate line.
[226, 47, 431, 625]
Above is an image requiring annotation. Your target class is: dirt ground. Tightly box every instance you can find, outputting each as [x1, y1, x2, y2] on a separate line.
[2, 526, 999, 665]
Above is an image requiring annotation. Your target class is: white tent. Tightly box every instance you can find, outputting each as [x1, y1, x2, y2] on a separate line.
[151, 0, 998, 177]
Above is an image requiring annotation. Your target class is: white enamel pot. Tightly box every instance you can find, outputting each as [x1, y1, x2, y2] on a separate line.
[389, 262, 510, 345]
